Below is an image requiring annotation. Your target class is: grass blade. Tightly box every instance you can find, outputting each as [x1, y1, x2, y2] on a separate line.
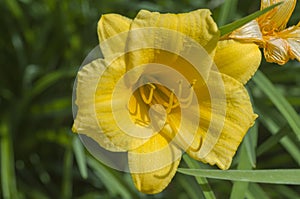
[230, 142, 253, 199]
[219, 2, 282, 36]
[218, 0, 238, 26]
[61, 144, 73, 199]
[30, 70, 75, 99]
[256, 124, 289, 156]
[178, 175, 205, 199]
[87, 157, 133, 199]
[246, 183, 269, 199]
[253, 70, 300, 141]
[183, 155, 216, 199]
[178, 169, 300, 185]
[275, 185, 300, 198]
[72, 136, 88, 179]
[0, 120, 18, 199]
[244, 123, 258, 167]
[256, 104, 300, 165]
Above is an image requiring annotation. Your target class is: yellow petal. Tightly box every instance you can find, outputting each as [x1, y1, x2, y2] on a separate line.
[125, 9, 219, 72]
[214, 39, 262, 84]
[278, 25, 300, 62]
[164, 69, 226, 158]
[128, 133, 181, 194]
[228, 20, 263, 43]
[259, 0, 296, 31]
[97, 14, 132, 59]
[186, 72, 257, 170]
[264, 37, 290, 65]
[97, 13, 132, 43]
[72, 59, 124, 151]
[133, 9, 218, 54]
[94, 55, 150, 151]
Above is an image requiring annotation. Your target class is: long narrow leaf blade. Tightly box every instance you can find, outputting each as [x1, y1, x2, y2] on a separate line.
[72, 136, 88, 179]
[253, 70, 300, 140]
[183, 155, 216, 199]
[178, 169, 300, 184]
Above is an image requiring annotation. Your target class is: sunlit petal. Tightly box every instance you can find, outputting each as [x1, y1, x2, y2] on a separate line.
[97, 13, 132, 42]
[259, 0, 296, 31]
[214, 39, 261, 84]
[125, 9, 219, 72]
[94, 55, 150, 151]
[187, 72, 257, 170]
[97, 14, 132, 59]
[228, 20, 263, 43]
[278, 25, 300, 61]
[133, 9, 219, 53]
[128, 133, 181, 194]
[264, 37, 290, 65]
[72, 59, 125, 151]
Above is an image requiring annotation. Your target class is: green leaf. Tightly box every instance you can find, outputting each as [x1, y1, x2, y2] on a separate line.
[253, 70, 300, 141]
[87, 157, 133, 199]
[244, 123, 258, 168]
[256, 124, 289, 156]
[177, 175, 205, 199]
[219, 2, 282, 36]
[217, 0, 238, 26]
[4, 0, 23, 19]
[30, 70, 75, 99]
[230, 142, 253, 199]
[183, 155, 216, 199]
[246, 183, 269, 199]
[61, 144, 73, 199]
[255, 105, 300, 166]
[72, 136, 88, 179]
[0, 120, 19, 199]
[177, 169, 300, 184]
[275, 185, 300, 198]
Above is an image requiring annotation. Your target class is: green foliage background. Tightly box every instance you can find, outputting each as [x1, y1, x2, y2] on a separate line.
[0, 0, 300, 198]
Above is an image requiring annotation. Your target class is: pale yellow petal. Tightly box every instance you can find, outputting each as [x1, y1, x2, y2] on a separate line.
[128, 133, 181, 194]
[228, 20, 263, 43]
[125, 9, 219, 74]
[162, 70, 226, 158]
[264, 37, 290, 65]
[72, 59, 124, 151]
[278, 25, 300, 62]
[97, 13, 132, 43]
[259, 0, 296, 31]
[94, 55, 150, 151]
[214, 40, 262, 84]
[131, 9, 219, 54]
[186, 72, 257, 170]
[97, 14, 132, 60]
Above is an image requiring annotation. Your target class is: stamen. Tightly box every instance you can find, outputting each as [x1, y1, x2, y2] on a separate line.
[138, 79, 197, 114]
[140, 83, 156, 104]
[154, 84, 176, 108]
[180, 79, 196, 108]
[164, 90, 175, 114]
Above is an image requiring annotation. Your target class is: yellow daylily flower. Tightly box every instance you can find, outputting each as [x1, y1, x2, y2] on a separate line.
[228, 0, 300, 65]
[72, 9, 258, 194]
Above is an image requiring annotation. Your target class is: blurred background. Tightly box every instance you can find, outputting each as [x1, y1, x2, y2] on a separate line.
[1, 0, 300, 198]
